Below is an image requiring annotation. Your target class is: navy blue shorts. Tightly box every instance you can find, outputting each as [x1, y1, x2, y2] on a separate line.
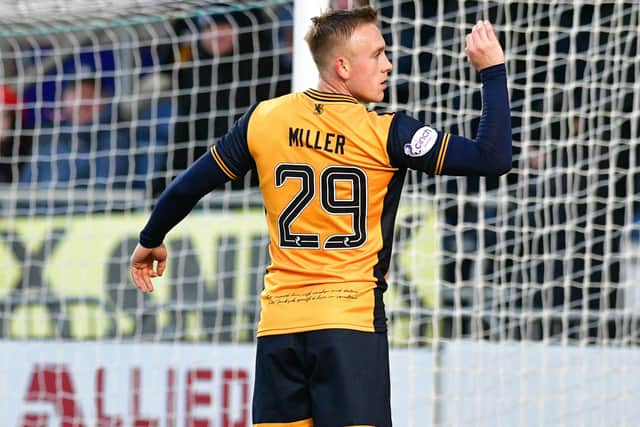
[252, 329, 392, 427]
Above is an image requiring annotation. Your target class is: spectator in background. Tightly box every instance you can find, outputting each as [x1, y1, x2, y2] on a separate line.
[0, 84, 31, 182]
[121, 39, 176, 196]
[21, 48, 117, 131]
[127, 81, 173, 196]
[19, 76, 127, 188]
[273, 2, 294, 71]
[171, 8, 290, 190]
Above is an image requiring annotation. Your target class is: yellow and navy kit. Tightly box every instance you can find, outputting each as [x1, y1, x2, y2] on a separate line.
[211, 64, 510, 336]
[139, 64, 511, 337]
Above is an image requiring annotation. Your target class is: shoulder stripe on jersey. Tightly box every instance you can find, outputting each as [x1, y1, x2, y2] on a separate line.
[211, 146, 238, 180]
[303, 89, 358, 104]
[435, 132, 451, 175]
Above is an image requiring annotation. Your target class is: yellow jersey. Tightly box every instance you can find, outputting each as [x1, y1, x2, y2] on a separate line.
[213, 89, 448, 336]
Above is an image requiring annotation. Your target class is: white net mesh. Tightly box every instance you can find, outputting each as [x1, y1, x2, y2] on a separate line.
[1, 0, 640, 426]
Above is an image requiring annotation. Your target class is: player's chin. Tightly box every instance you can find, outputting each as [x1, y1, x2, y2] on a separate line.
[359, 89, 385, 103]
[369, 90, 385, 103]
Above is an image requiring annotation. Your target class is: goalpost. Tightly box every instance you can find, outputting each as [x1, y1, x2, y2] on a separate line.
[1, 1, 640, 426]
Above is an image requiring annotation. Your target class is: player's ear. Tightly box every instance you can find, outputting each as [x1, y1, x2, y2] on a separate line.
[335, 57, 350, 80]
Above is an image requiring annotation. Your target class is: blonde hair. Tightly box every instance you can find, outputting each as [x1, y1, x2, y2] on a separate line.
[304, 6, 378, 71]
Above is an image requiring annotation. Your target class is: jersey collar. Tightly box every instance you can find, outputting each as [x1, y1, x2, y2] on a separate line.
[303, 88, 359, 104]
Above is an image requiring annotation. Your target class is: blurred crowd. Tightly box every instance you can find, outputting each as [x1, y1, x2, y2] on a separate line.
[0, 4, 295, 196]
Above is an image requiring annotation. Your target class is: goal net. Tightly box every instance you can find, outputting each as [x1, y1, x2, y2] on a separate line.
[0, 0, 639, 426]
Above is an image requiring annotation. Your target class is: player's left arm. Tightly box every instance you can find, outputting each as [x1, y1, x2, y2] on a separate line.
[387, 21, 511, 176]
[439, 62, 511, 176]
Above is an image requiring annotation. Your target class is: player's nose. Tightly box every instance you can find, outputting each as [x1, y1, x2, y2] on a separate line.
[382, 52, 392, 73]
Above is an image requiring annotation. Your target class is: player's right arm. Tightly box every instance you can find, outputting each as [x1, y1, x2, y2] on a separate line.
[130, 105, 258, 293]
[129, 151, 231, 293]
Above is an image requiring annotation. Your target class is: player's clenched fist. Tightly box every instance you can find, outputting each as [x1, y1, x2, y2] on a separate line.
[465, 20, 505, 71]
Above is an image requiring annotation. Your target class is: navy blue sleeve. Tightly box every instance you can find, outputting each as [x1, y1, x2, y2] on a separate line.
[139, 104, 260, 247]
[211, 103, 258, 179]
[387, 63, 512, 176]
[138, 150, 231, 248]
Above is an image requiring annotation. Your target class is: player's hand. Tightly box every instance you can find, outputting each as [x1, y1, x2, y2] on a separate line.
[130, 242, 167, 293]
[465, 20, 505, 71]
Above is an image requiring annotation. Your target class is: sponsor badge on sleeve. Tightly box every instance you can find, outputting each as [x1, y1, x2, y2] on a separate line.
[404, 126, 438, 157]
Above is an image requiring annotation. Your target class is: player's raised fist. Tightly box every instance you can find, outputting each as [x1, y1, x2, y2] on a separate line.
[465, 20, 505, 71]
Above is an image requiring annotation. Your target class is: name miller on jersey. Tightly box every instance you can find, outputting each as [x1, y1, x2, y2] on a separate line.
[288, 127, 346, 155]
